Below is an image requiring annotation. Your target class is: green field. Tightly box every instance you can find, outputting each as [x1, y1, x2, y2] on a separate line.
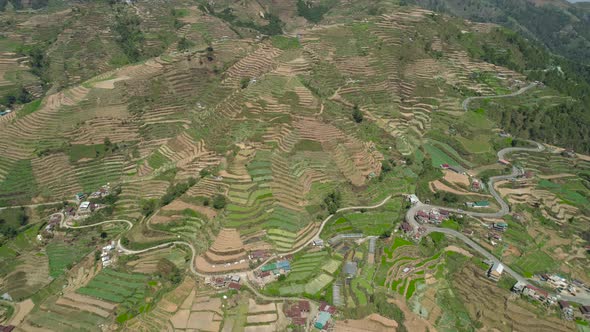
[47, 241, 93, 278]
[513, 250, 558, 278]
[423, 143, 460, 167]
[77, 269, 149, 303]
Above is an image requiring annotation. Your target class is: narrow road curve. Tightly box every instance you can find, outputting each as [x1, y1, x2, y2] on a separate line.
[461, 82, 538, 111]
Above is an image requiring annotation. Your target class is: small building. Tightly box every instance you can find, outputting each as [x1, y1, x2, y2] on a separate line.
[230, 275, 241, 283]
[492, 222, 508, 232]
[498, 159, 510, 165]
[400, 221, 414, 234]
[249, 250, 269, 260]
[471, 179, 481, 191]
[559, 301, 573, 320]
[213, 278, 226, 288]
[343, 262, 358, 278]
[440, 164, 450, 170]
[79, 201, 91, 210]
[0, 325, 16, 332]
[488, 262, 504, 281]
[368, 237, 376, 254]
[74, 193, 86, 201]
[463, 229, 474, 236]
[313, 239, 324, 247]
[523, 285, 548, 300]
[319, 302, 336, 314]
[407, 194, 419, 205]
[580, 305, 590, 318]
[314, 311, 332, 329]
[466, 201, 490, 208]
[228, 282, 241, 290]
[276, 260, 291, 271]
[512, 281, 527, 293]
[561, 149, 576, 158]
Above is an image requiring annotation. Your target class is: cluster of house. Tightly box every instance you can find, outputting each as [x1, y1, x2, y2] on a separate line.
[512, 281, 556, 306]
[539, 274, 584, 296]
[283, 300, 311, 327]
[314, 302, 336, 330]
[487, 222, 508, 245]
[415, 208, 450, 225]
[399, 222, 428, 240]
[44, 213, 62, 232]
[248, 250, 271, 262]
[101, 241, 116, 268]
[206, 275, 242, 291]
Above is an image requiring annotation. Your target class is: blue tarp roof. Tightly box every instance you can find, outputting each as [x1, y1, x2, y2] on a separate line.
[314, 311, 331, 328]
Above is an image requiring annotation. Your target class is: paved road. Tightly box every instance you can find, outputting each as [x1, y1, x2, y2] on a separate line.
[402, 82, 590, 304]
[461, 82, 538, 111]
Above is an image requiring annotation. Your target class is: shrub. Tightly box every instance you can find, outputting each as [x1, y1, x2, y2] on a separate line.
[352, 105, 364, 123]
[213, 195, 227, 209]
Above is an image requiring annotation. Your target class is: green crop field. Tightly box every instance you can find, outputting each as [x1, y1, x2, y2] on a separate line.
[513, 250, 558, 278]
[77, 269, 149, 303]
[384, 237, 413, 258]
[305, 273, 333, 295]
[423, 144, 460, 167]
[47, 241, 93, 278]
[406, 278, 424, 299]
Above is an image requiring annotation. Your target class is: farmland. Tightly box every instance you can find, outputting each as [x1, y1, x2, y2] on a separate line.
[77, 269, 149, 303]
[264, 250, 342, 297]
[0, 1, 589, 331]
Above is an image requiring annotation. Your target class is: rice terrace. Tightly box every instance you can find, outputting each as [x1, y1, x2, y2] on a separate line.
[0, 0, 590, 331]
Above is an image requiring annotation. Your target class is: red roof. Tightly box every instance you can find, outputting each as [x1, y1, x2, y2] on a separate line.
[292, 317, 306, 325]
[526, 285, 548, 298]
[0, 326, 15, 332]
[319, 302, 336, 314]
[228, 282, 241, 290]
[441, 164, 450, 168]
[299, 300, 310, 312]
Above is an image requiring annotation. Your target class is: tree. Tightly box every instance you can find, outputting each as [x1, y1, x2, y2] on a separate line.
[100, 231, 108, 239]
[352, 104, 364, 123]
[240, 77, 250, 89]
[94, 250, 101, 261]
[212, 195, 227, 209]
[323, 191, 342, 214]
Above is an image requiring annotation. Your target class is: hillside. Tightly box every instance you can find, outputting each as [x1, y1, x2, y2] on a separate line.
[0, 1, 589, 332]
[411, 0, 590, 65]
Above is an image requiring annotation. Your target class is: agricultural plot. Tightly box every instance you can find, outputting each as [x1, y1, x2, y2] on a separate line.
[323, 210, 398, 239]
[77, 269, 149, 303]
[267, 250, 341, 297]
[47, 241, 93, 278]
[512, 250, 558, 278]
[423, 144, 461, 167]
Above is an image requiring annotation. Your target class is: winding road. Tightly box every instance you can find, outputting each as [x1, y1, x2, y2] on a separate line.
[57, 196, 393, 302]
[405, 82, 590, 305]
[22, 80, 590, 305]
